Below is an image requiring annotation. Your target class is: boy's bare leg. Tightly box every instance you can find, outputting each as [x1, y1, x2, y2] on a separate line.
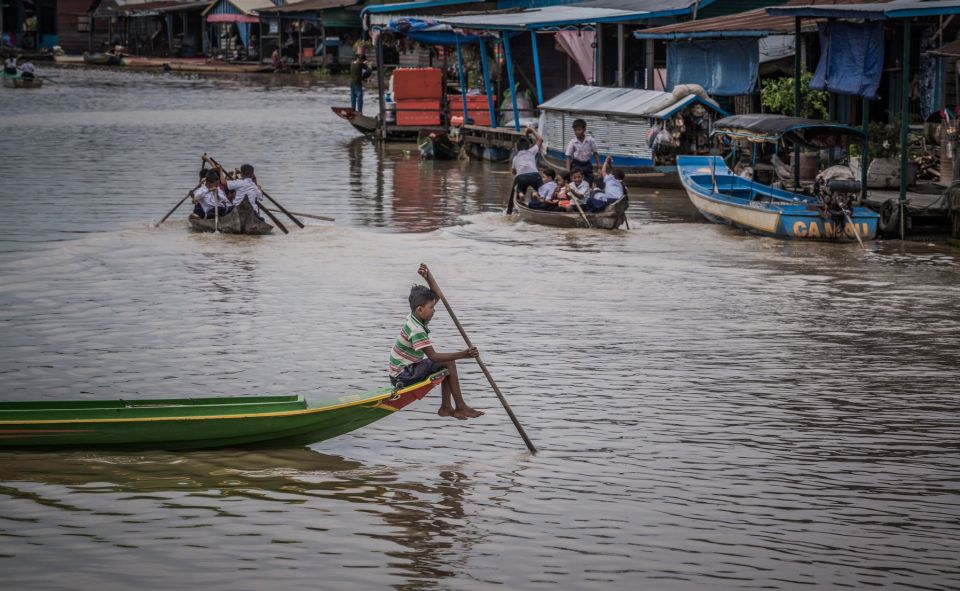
[440, 360, 484, 419]
[437, 380, 460, 419]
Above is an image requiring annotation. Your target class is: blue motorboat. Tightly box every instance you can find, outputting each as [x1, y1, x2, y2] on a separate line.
[678, 114, 880, 242]
[678, 155, 879, 241]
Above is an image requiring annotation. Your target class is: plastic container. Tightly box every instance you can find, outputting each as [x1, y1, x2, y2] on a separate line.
[392, 68, 442, 100]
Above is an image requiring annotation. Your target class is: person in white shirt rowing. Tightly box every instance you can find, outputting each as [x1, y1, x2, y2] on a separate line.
[18, 58, 36, 79]
[190, 171, 230, 219]
[512, 126, 544, 201]
[585, 156, 626, 212]
[218, 163, 264, 220]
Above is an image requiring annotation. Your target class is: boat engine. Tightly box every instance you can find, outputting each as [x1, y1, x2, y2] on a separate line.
[815, 166, 862, 226]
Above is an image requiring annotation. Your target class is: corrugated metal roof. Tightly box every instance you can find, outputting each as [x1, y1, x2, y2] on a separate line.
[538, 84, 725, 118]
[363, 0, 486, 15]
[202, 0, 275, 16]
[768, 0, 960, 20]
[260, 0, 358, 13]
[438, 0, 701, 29]
[634, 0, 880, 38]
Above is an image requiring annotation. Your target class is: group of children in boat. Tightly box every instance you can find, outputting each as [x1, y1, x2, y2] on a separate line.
[190, 163, 264, 220]
[511, 119, 625, 213]
[3, 56, 36, 78]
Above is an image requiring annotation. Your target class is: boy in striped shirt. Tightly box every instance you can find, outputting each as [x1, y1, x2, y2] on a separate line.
[389, 268, 483, 420]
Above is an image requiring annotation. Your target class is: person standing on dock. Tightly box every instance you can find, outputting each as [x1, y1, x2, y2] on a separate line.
[565, 119, 601, 186]
[349, 54, 370, 113]
[512, 126, 544, 203]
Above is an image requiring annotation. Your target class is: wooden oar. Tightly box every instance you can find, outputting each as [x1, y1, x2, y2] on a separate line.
[505, 177, 518, 215]
[155, 154, 207, 227]
[289, 211, 336, 222]
[259, 203, 289, 234]
[260, 188, 304, 229]
[204, 155, 305, 229]
[419, 264, 538, 454]
[839, 204, 866, 250]
[568, 189, 592, 228]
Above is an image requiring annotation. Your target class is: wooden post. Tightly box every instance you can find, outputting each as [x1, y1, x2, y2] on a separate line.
[376, 31, 386, 141]
[479, 37, 497, 129]
[899, 20, 911, 240]
[502, 31, 520, 131]
[531, 30, 543, 105]
[861, 97, 869, 203]
[793, 16, 802, 190]
[617, 24, 625, 88]
[455, 34, 469, 122]
[644, 38, 654, 89]
[596, 23, 603, 86]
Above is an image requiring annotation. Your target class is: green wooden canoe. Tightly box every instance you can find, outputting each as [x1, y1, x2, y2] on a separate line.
[0, 371, 447, 450]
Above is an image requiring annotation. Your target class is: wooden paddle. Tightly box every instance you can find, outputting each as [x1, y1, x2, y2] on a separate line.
[838, 203, 866, 250]
[505, 177, 518, 215]
[204, 155, 306, 229]
[259, 203, 289, 234]
[567, 185, 592, 228]
[155, 154, 207, 227]
[419, 264, 538, 454]
[289, 211, 336, 222]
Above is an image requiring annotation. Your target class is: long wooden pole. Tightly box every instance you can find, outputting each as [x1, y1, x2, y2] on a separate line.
[156, 154, 207, 227]
[420, 265, 537, 454]
[260, 203, 289, 234]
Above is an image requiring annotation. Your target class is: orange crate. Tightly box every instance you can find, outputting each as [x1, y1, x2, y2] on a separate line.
[395, 99, 441, 126]
[393, 68, 442, 100]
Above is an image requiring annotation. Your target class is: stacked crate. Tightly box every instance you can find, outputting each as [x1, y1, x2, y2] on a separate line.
[449, 95, 497, 126]
[393, 68, 442, 126]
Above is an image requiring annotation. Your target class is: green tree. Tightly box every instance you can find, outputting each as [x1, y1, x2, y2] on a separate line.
[760, 71, 829, 119]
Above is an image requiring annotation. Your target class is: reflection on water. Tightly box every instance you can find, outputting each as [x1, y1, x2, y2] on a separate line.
[1, 67, 959, 591]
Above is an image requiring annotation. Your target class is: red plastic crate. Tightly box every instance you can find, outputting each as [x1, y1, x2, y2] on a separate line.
[395, 99, 441, 126]
[393, 68, 442, 100]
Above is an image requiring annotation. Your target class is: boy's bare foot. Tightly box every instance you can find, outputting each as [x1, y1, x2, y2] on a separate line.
[458, 406, 484, 418]
[439, 406, 466, 420]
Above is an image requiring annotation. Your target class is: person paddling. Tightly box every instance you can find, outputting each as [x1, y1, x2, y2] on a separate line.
[388, 265, 484, 420]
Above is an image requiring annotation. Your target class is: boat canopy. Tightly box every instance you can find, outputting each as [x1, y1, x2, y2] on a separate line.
[712, 114, 866, 148]
[537, 84, 728, 120]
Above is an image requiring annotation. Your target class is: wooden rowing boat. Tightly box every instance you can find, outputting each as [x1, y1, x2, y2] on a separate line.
[331, 106, 378, 135]
[512, 191, 629, 230]
[189, 199, 273, 235]
[0, 371, 447, 450]
[2, 74, 42, 88]
[83, 52, 123, 66]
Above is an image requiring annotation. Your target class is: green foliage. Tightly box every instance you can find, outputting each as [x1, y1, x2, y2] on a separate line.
[760, 71, 829, 120]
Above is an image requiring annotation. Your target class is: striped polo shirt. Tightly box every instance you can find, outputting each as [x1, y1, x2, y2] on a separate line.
[388, 313, 432, 377]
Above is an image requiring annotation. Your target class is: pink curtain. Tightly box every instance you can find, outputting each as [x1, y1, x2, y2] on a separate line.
[555, 31, 595, 85]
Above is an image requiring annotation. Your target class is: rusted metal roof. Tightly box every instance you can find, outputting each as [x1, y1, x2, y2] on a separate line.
[634, 0, 886, 38]
[259, 0, 359, 13]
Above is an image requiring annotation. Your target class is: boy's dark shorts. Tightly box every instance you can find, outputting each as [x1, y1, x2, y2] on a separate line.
[391, 359, 444, 388]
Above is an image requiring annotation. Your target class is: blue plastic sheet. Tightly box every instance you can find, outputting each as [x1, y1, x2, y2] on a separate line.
[666, 39, 758, 96]
[810, 21, 884, 99]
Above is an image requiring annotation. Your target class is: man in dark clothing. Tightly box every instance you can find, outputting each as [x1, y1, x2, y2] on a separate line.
[349, 54, 370, 112]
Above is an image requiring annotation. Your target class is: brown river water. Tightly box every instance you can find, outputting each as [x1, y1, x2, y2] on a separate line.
[0, 67, 959, 590]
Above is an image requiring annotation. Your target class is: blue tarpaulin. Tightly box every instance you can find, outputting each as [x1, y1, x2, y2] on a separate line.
[388, 18, 489, 45]
[666, 39, 758, 96]
[810, 21, 884, 99]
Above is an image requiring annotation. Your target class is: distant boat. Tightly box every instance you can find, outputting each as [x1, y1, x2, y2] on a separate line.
[331, 106, 378, 135]
[2, 74, 42, 88]
[0, 371, 448, 450]
[189, 199, 273, 235]
[417, 129, 460, 159]
[678, 155, 878, 241]
[83, 52, 123, 66]
[537, 84, 729, 188]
